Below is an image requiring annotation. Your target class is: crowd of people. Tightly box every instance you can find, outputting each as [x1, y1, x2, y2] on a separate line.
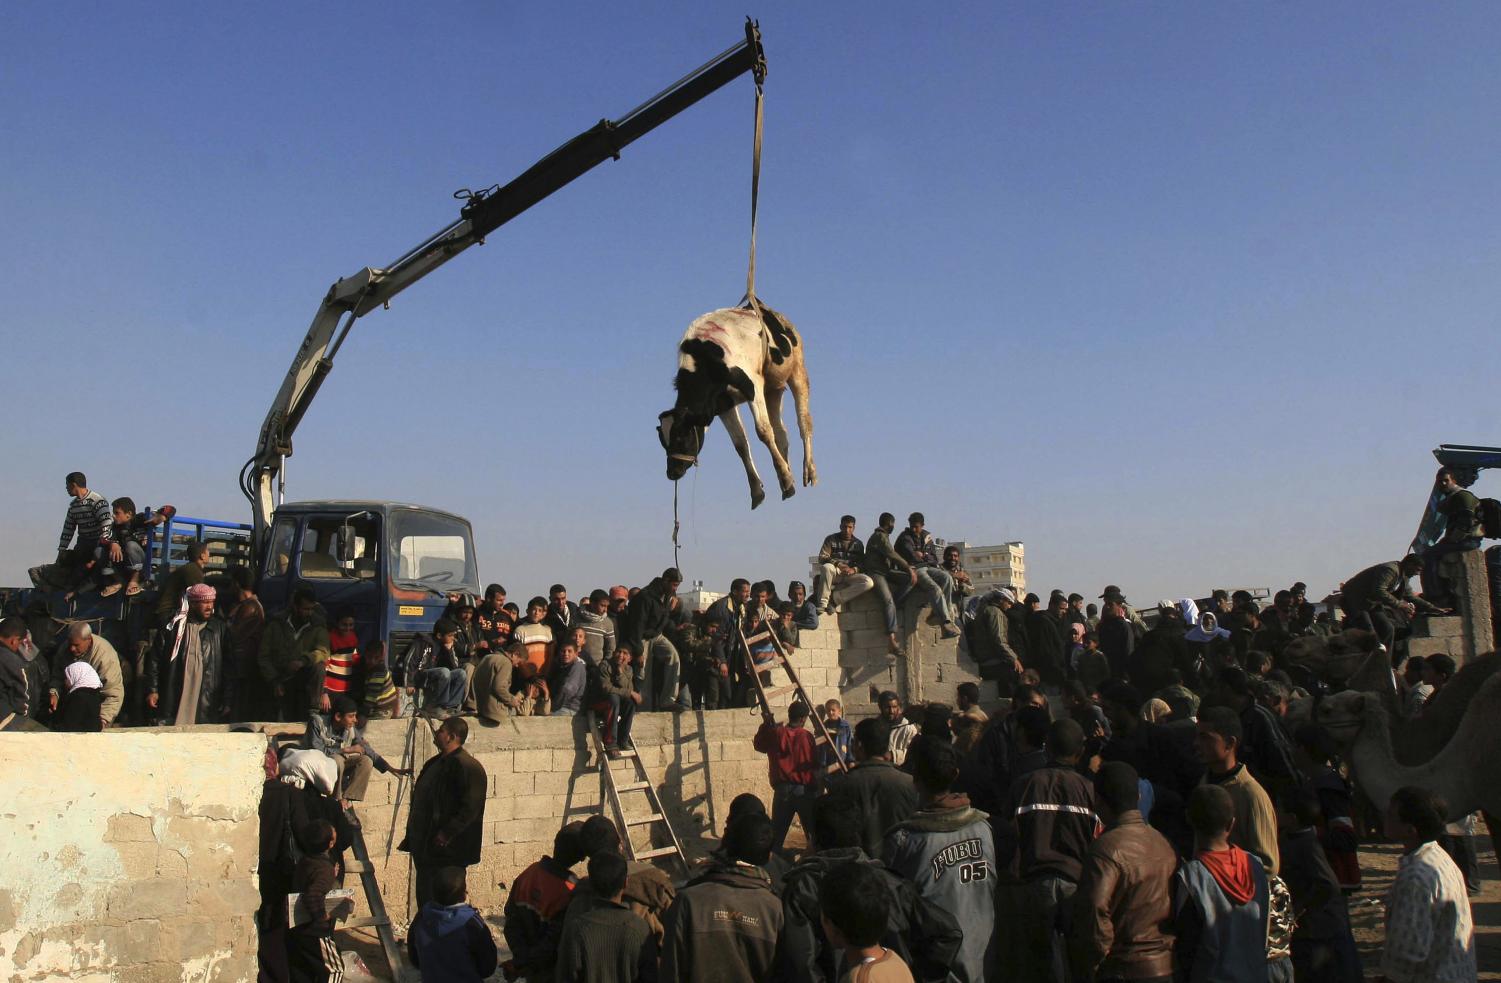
[6, 476, 1489, 982]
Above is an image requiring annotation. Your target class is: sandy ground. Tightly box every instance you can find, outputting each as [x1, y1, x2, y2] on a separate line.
[339, 835, 1501, 981]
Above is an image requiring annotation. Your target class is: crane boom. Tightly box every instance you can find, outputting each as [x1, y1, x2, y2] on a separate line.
[243, 20, 766, 554]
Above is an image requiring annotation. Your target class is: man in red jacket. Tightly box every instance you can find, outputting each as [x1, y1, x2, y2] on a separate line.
[754, 701, 818, 856]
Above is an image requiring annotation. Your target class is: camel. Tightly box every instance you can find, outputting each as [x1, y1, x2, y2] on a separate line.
[1315, 673, 1501, 817]
[657, 303, 815, 509]
[1282, 629, 1380, 685]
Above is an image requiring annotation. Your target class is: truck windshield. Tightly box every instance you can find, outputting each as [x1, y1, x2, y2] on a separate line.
[391, 510, 478, 589]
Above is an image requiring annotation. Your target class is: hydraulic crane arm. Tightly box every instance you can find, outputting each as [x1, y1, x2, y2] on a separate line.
[241, 20, 766, 553]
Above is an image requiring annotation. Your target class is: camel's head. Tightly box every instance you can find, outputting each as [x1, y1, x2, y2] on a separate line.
[1314, 689, 1370, 744]
[1284, 629, 1380, 684]
[657, 409, 705, 481]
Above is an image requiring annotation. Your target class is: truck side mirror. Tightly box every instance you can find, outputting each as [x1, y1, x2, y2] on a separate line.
[337, 526, 357, 564]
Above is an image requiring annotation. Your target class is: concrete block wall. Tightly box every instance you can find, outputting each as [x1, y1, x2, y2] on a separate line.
[0, 732, 265, 982]
[352, 710, 785, 928]
[1453, 549, 1494, 663]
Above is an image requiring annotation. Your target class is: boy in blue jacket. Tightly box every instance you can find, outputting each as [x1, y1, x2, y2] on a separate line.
[407, 867, 498, 983]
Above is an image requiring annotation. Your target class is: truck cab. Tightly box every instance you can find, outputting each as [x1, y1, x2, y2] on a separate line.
[254, 500, 480, 660]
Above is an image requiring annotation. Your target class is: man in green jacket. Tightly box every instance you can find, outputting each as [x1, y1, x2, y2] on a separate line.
[258, 588, 330, 722]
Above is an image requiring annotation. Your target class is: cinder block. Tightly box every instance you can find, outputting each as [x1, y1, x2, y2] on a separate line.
[1413, 616, 1464, 639]
[512, 748, 552, 773]
[514, 794, 557, 820]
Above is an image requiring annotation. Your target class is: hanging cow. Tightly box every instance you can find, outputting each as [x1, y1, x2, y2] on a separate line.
[657, 304, 816, 509]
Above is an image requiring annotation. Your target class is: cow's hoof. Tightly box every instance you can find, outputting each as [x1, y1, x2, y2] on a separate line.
[781, 483, 796, 501]
[750, 487, 766, 509]
[803, 465, 818, 487]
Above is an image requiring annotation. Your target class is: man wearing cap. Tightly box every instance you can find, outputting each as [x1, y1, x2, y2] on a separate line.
[304, 695, 410, 804]
[147, 582, 232, 725]
[1065, 593, 1088, 630]
[970, 590, 1023, 692]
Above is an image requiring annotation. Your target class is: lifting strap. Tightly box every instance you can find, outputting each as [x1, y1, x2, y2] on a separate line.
[742, 78, 765, 312]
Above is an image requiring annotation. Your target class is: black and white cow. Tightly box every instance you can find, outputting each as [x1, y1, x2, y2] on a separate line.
[657, 304, 815, 509]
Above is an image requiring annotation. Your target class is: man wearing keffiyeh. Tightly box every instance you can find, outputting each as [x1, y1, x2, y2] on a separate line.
[147, 581, 233, 725]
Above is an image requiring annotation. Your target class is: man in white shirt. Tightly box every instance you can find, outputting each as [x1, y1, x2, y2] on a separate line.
[1382, 786, 1475, 983]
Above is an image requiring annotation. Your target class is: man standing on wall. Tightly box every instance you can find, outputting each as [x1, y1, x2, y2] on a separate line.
[401, 716, 488, 910]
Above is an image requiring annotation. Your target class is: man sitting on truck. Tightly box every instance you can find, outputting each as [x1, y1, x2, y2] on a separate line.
[259, 588, 331, 722]
[29, 471, 112, 594]
[98, 498, 174, 598]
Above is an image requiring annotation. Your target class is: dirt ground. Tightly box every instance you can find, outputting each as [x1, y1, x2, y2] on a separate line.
[340, 834, 1501, 981]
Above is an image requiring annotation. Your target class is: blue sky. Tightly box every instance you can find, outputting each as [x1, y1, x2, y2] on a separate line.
[3, 3, 1498, 605]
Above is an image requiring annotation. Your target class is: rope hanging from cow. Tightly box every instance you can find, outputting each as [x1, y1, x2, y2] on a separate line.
[742, 70, 764, 312]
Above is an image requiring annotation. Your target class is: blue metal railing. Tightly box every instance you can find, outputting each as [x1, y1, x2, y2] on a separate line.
[147, 512, 253, 583]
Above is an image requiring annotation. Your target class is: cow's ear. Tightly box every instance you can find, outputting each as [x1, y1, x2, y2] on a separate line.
[657, 411, 673, 448]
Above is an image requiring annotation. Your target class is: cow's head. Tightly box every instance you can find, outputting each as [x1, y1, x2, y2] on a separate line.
[657, 409, 705, 481]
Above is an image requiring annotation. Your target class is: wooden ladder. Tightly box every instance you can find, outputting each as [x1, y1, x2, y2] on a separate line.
[735, 621, 850, 777]
[342, 805, 410, 980]
[586, 711, 691, 877]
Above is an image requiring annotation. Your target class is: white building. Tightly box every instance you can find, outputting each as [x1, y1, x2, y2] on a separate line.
[677, 582, 724, 613]
[948, 540, 1026, 595]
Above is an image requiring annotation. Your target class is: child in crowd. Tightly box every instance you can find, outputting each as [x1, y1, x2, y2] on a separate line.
[407, 867, 498, 983]
[96, 498, 174, 597]
[557, 851, 656, 982]
[503, 823, 583, 982]
[362, 641, 400, 719]
[513, 597, 556, 678]
[1174, 784, 1271, 983]
[818, 862, 915, 983]
[288, 819, 350, 983]
[319, 609, 362, 711]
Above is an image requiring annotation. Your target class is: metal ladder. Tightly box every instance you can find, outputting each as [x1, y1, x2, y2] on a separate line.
[586, 710, 690, 877]
[735, 619, 850, 777]
[342, 805, 410, 980]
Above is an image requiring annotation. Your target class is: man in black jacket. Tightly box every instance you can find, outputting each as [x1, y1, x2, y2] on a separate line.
[779, 793, 962, 982]
[400, 716, 488, 909]
[826, 718, 918, 857]
[147, 582, 232, 725]
[622, 569, 689, 712]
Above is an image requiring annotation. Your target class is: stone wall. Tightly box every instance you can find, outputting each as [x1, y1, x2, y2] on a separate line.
[0, 732, 265, 982]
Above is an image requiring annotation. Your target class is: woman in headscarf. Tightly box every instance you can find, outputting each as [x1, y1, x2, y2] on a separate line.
[146, 582, 233, 725]
[54, 661, 105, 732]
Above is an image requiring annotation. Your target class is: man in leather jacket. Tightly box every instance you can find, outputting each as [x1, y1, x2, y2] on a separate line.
[147, 582, 231, 725]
